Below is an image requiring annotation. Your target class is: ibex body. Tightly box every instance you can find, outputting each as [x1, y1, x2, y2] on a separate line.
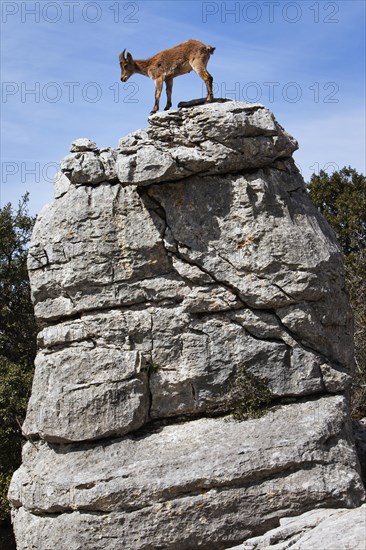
[119, 39, 215, 114]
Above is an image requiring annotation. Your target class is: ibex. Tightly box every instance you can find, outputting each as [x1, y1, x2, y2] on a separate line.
[119, 39, 215, 115]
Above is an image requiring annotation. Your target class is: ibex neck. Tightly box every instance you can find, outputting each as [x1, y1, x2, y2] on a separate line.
[134, 59, 151, 76]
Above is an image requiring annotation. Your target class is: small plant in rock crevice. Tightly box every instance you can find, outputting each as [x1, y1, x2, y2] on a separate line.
[150, 362, 161, 371]
[227, 366, 273, 421]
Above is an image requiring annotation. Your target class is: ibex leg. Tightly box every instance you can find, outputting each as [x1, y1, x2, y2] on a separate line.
[164, 77, 173, 111]
[151, 77, 164, 114]
[192, 64, 214, 103]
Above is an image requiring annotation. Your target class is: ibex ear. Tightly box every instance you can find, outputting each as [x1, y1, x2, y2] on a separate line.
[126, 52, 133, 63]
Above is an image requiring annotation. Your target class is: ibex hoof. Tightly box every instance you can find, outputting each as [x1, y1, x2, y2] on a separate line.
[206, 97, 214, 103]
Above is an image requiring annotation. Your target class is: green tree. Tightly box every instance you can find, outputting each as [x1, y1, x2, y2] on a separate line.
[0, 194, 37, 365]
[308, 167, 366, 417]
[0, 194, 37, 541]
[307, 166, 366, 255]
[346, 249, 366, 417]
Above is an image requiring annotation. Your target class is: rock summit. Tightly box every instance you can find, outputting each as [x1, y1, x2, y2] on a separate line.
[9, 102, 365, 549]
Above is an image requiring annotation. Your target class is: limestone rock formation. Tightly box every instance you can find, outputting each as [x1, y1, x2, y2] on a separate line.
[227, 504, 366, 549]
[9, 102, 365, 549]
[354, 418, 366, 485]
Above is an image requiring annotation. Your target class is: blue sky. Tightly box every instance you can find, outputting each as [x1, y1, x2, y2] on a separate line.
[1, 0, 365, 214]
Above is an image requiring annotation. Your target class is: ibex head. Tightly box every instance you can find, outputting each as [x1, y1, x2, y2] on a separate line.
[119, 49, 135, 82]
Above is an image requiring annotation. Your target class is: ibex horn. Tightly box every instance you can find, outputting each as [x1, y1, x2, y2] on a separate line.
[122, 48, 126, 60]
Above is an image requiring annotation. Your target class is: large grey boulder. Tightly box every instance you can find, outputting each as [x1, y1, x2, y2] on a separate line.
[228, 504, 366, 549]
[9, 397, 365, 549]
[9, 102, 365, 549]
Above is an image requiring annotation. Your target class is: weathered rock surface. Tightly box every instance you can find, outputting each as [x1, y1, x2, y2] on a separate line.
[354, 417, 366, 486]
[9, 397, 365, 548]
[10, 102, 365, 549]
[228, 504, 366, 549]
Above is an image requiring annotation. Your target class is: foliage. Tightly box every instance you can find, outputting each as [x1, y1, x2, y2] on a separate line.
[0, 195, 36, 525]
[228, 367, 272, 421]
[307, 166, 366, 255]
[308, 167, 366, 417]
[0, 360, 34, 486]
[346, 250, 366, 418]
[0, 472, 13, 522]
[0, 194, 37, 365]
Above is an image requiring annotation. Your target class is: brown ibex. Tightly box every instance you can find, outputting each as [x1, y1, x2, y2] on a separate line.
[119, 39, 215, 114]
